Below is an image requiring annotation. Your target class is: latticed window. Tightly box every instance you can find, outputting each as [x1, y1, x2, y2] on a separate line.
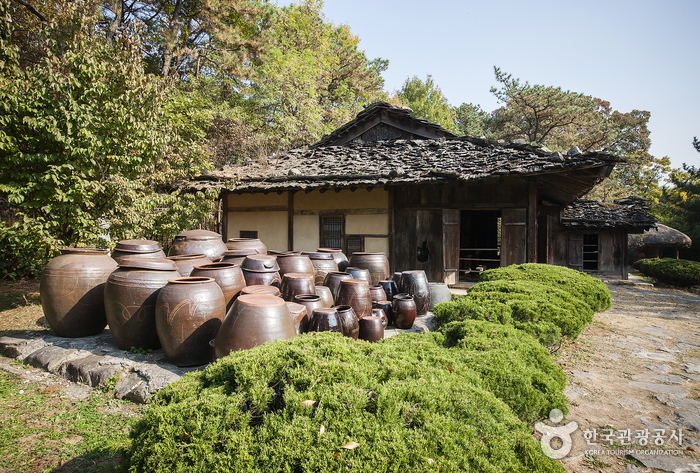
[240, 230, 258, 239]
[320, 215, 343, 249]
[582, 234, 599, 270]
[346, 235, 364, 255]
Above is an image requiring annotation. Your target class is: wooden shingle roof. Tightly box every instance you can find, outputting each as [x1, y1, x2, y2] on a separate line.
[561, 197, 656, 230]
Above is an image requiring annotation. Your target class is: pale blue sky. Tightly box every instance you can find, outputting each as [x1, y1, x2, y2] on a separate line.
[281, 0, 700, 170]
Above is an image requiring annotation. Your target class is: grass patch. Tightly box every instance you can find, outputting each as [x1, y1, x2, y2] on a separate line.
[126, 332, 565, 473]
[0, 370, 136, 472]
[633, 258, 700, 287]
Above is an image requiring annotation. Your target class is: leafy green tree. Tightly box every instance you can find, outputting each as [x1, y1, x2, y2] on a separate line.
[0, 2, 214, 278]
[395, 75, 457, 133]
[454, 102, 493, 136]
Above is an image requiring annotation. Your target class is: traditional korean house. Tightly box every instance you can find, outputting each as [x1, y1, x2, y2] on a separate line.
[629, 223, 692, 260]
[188, 102, 654, 282]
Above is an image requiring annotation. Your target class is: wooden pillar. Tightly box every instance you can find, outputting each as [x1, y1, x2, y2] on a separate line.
[527, 181, 537, 263]
[288, 191, 294, 251]
[388, 187, 395, 274]
[221, 191, 229, 242]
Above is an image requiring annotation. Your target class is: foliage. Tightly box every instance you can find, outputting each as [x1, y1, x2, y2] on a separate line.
[126, 332, 565, 472]
[436, 321, 568, 422]
[394, 75, 457, 133]
[454, 102, 494, 136]
[434, 264, 608, 347]
[633, 258, 700, 287]
[0, 3, 215, 278]
[479, 263, 612, 312]
[0, 219, 57, 279]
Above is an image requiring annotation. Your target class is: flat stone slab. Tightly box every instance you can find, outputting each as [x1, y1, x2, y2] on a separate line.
[631, 374, 688, 385]
[646, 363, 672, 374]
[675, 410, 700, 432]
[0, 336, 47, 358]
[633, 351, 677, 362]
[630, 453, 700, 472]
[628, 382, 690, 397]
[24, 345, 75, 372]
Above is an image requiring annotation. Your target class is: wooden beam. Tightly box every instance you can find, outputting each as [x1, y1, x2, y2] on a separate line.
[222, 192, 229, 242]
[388, 187, 395, 274]
[528, 181, 537, 263]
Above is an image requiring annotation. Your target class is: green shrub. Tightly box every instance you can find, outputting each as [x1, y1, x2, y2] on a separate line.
[0, 220, 58, 280]
[633, 258, 700, 287]
[435, 320, 568, 422]
[479, 263, 611, 312]
[126, 333, 565, 473]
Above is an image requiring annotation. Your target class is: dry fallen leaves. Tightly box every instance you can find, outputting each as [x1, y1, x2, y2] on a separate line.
[339, 441, 360, 450]
[300, 400, 316, 408]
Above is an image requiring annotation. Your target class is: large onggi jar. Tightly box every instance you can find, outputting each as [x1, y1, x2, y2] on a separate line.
[168, 229, 227, 261]
[40, 248, 118, 337]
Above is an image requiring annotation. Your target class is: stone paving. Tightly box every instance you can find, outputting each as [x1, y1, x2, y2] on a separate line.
[0, 312, 435, 404]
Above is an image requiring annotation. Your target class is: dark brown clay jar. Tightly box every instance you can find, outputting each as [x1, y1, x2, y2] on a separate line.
[375, 300, 393, 326]
[369, 285, 387, 305]
[155, 277, 225, 366]
[240, 285, 281, 297]
[40, 248, 118, 338]
[304, 252, 339, 285]
[379, 280, 398, 302]
[392, 294, 417, 329]
[104, 258, 180, 350]
[358, 316, 385, 342]
[345, 267, 371, 285]
[190, 262, 246, 311]
[218, 249, 258, 265]
[310, 308, 342, 333]
[429, 282, 452, 311]
[240, 255, 279, 272]
[294, 294, 325, 322]
[280, 272, 315, 302]
[214, 294, 295, 357]
[317, 248, 349, 272]
[276, 254, 314, 279]
[371, 308, 389, 328]
[166, 254, 211, 277]
[322, 271, 353, 300]
[314, 286, 334, 308]
[111, 240, 166, 265]
[334, 305, 359, 340]
[335, 279, 372, 319]
[399, 270, 431, 315]
[286, 302, 309, 334]
[169, 229, 228, 261]
[348, 252, 390, 286]
[393, 272, 402, 287]
[225, 238, 267, 254]
[242, 268, 282, 288]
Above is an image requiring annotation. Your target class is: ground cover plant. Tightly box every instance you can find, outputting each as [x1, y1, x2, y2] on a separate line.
[433, 264, 608, 348]
[633, 258, 700, 287]
[126, 332, 565, 472]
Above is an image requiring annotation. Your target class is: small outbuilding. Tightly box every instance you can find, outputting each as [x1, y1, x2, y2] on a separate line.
[630, 223, 692, 260]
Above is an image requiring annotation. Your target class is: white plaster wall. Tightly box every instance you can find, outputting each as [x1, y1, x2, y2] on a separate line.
[346, 214, 388, 235]
[227, 211, 288, 252]
[293, 214, 320, 252]
[365, 237, 389, 255]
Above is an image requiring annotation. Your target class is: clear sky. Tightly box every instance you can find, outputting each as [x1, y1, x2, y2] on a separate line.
[280, 0, 700, 170]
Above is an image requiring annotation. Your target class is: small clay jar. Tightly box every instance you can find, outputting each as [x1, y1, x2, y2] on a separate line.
[393, 272, 402, 287]
[358, 316, 384, 342]
[429, 282, 452, 310]
[218, 249, 258, 266]
[314, 286, 334, 308]
[240, 285, 281, 297]
[345, 267, 371, 285]
[190, 262, 246, 311]
[348, 252, 390, 285]
[371, 308, 388, 328]
[276, 254, 315, 279]
[335, 279, 372, 319]
[242, 269, 282, 288]
[294, 294, 325, 322]
[334, 305, 359, 340]
[304, 252, 339, 285]
[286, 302, 309, 335]
[166, 254, 211, 277]
[392, 294, 417, 329]
[225, 238, 267, 254]
[317, 248, 349, 272]
[323, 271, 353, 300]
[369, 285, 387, 306]
[379, 279, 398, 302]
[375, 300, 393, 326]
[155, 277, 225, 366]
[280, 272, 316, 302]
[310, 308, 342, 333]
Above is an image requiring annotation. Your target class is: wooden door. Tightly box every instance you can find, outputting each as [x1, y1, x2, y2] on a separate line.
[567, 233, 583, 270]
[501, 208, 527, 266]
[442, 209, 459, 284]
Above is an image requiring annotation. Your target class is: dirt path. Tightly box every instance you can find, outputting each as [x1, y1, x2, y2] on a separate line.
[557, 284, 700, 472]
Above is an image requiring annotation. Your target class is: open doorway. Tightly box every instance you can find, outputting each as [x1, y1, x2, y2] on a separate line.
[459, 210, 501, 281]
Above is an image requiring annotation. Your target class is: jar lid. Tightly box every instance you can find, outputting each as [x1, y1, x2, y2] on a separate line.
[302, 252, 334, 260]
[115, 239, 162, 252]
[174, 229, 222, 241]
[240, 255, 280, 272]
[60, 248, 109, 256]
[118, 257, 179, 271]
